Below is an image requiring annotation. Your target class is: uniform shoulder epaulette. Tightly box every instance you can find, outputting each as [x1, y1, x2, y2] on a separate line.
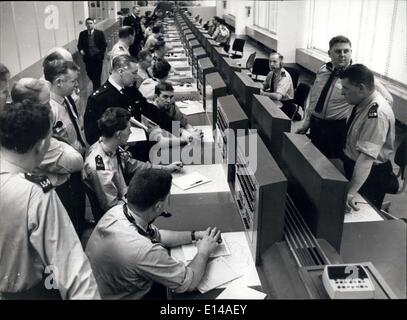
[368, 103, 379, 119]
[24, 173, 53, 193]
[95, 155, 105, 170]
[92, 84, 109, 96]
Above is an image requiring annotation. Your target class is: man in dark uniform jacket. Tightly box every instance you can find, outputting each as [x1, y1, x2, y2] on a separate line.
[78, 18, 107, 89]
[84, 55, 171, 161]
[123, 6, 144, 58]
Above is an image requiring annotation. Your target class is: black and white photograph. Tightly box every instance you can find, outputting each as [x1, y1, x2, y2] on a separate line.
[0, 0, 406, 309]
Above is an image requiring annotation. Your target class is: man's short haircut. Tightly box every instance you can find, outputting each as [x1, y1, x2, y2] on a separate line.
[138, 49, 152, 61]
[97, 107, 131, 138]
[340, 64, 375, 90]
[43, 60, 79, 83]
[44, 47, 73, 65]
[155, 81, 174, 96]
[329, 35, 351, 49]
[0, 102, 50, 153]
[153, 40, 166, 52]
[0, 63, 10, 82]
[85, 17, 95, 23]
[11, 78, 49, 104]
[118, 26, 135, 39]
[152, 25, 161, 34]
[127, 168, 172, 211]
[112, 54, 138, 70]
[152, 59, 171, 79]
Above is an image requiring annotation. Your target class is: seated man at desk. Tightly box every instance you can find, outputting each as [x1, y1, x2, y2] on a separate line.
[212, 18, 230, 49]
[139, 59, 174, 99]
[136, 49, 154, 88]
[144, 25, 161, 52]
[83, 107, 182, 215]
[149, 82, 203, 142]
[152, 40, 169, 61]
[85, 168, 221, 299]
[259, 52, 299, 120]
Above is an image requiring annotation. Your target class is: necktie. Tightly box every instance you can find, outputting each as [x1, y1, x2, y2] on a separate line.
[314, 68, 341, 113]
[269, 72, 276, 92]
[64, 97, 86, 149]
[345, 105, 358, 136]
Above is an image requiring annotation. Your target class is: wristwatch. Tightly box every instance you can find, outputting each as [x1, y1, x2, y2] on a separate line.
[191, 230, 196, 242]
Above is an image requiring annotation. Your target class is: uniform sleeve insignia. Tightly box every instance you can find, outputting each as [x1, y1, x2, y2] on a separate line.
[95, 155, 105, 170]
[368, 103, 379, 119]
[281, 71, 286, 77]
[24, 173, 53, 193]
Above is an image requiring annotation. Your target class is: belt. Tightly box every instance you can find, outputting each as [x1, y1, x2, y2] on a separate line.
[311, 115, 346, 123]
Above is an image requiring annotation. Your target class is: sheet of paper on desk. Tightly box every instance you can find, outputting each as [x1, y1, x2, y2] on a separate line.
[172, 172, 211, 190]
[216, 282, 266, 300]
[344, 193, 384, 223]
[128, 127, 147, 143]
[197, 257, 241, 294]
[176, 100, 205, 115]
[181, 235, 231, 261]
[219, 232, 261, 288]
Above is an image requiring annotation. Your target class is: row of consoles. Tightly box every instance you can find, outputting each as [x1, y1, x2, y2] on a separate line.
[152, 11, 401, 299]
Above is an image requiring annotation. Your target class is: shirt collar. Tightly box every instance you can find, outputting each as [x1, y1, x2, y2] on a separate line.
[118, 39, 129, 50]
[50, 91, 65, 105]
[127, 206, 149, 231]
[357, 90, 378, 111]
[0, 157, 28, 174]
[108, 76, 124, 93]
[97, 139, 117, 157]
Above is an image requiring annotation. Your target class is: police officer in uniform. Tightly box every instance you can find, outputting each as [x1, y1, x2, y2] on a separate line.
[260, 52, 296, 119]
[0, 101, 100, 299]
[109, 26, 135, 63]
[296, 35, 393, 159]
[84, 54, 171, 162]
[83, 108, 182, 217]
[85, 168, 221, 299]
[44, 59, 87, 236]
[340, 64, 397, 211]
[123, 6, 144, 58]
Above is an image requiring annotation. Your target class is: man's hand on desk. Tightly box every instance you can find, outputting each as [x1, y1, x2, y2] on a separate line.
[196, 227, 222, 257]
[345, 193, 360, 213]
[295, 119, 310, 134]
[164, 161, 183, 173]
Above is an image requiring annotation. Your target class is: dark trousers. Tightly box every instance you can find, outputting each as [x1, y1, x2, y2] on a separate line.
[55, 172, 86, 237]
[309, 116, 347, 159]
[343, 155, 395, 210]
[84, 54, 104, 89]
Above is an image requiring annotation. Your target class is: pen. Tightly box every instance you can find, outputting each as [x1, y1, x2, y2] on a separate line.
[190, 180, 203, 187]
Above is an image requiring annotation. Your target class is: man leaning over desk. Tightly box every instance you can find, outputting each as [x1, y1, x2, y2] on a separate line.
[85, 168, 221, 299]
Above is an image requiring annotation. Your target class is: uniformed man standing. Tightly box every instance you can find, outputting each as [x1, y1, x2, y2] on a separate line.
[84, 54, 168, 162]
[123, 6, 144, 58]
[11, 78, 84, 188]
[0, 101, 100, 299]
[44, 60, 87, 235]
[85, 168, 221, 299]
[109, 26, 135, 63]
[340, 64, 397, 211]
[83, 107, 182, 217]
[296, 35, 393, 159]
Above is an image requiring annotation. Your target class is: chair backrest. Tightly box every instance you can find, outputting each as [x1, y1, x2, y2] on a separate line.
[246, 52, 257, 70]
[251, 58, 270, 78]
[293, 83, 311, 109]
[284, 66, 300, 89]
[232, 38, 245, 53]
[84, 183, 104, 223]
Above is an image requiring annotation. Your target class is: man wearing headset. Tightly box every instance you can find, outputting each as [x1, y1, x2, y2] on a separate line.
[85, 168, 221, 299]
